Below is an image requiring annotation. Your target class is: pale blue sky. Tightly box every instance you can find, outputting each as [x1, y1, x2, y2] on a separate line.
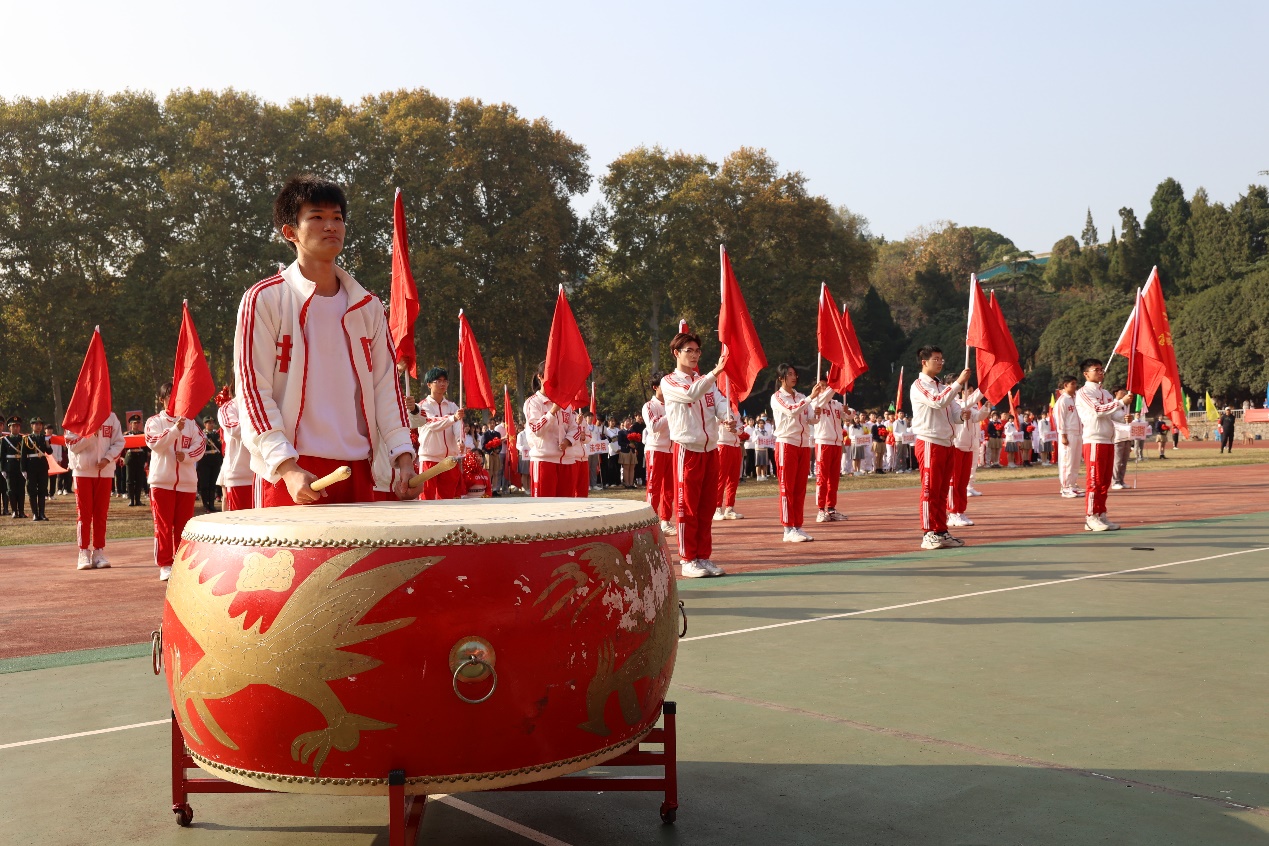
[6, 1, 1266, 251]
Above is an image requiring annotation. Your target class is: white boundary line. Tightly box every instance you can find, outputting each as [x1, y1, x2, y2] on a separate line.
[682, 546, 1269, 643]
[0, 719, 168, 750]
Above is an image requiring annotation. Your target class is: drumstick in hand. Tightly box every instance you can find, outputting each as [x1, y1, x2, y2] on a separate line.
[408, 456, 458, 488]
[310, 465, 352, 492]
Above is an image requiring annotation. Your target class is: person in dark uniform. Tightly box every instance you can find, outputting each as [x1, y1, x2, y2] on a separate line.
[22, 417, 53, 521]
[1218, 409, 1236, 453]
[1, 416, 28, 518]
[196, 417, 223, 512]
[122, 414, 150, 506]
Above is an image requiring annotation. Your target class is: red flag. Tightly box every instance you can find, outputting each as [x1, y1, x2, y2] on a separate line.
[62, 327, 112, 435]
[818, 284, 867, 393]
[167, 302, 216, 419]
[973, 292, 1024, 405]
[542, 285, 592, 407]
[718, 246, 767, 402]
[590, 381, 597, 416]
[457, 310, 496, 413]
[503, 385, 521, 489]
[1116, 267, 1188, 438]
[1009, 389, 1020, 421]
[389, 188, 420, 378]
[965, 275, 992, 350]
[894, 366, 904, 412]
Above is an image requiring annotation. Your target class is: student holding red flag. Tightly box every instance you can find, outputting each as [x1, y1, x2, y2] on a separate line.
[146, 382, 207, 581]
[910, 346, 970, 550]
[214, 387, 255, 511]
[416, 367, 465, 500]
[771, 364, 828, 542]
[524, 286, 591, 497]
[63, 327, 124, 571]
[713, 384, 745, 522]
[642, 376, 675, 533]
[813, 386, 847, 523]
[1075, 358, 1130, 532]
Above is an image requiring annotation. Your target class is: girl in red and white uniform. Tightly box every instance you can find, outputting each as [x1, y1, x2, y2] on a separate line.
[713, 388, 744, 521]
[1054, 376, 1082, 497]
[416, 367, 465, 500]
[813, 392, 847, 522]
[947, 389, 987, 528]
[561, 405, 589, 497]
[1075, 358, 1129, 532]
[770, 364, 828, 542]
[660, 332, 730, 578]
[146, 384, 206, 581]
[233, 177, 419, 507]
[909, 346, 969, 550]
[642, 378, 676, 535]
[523, 363, 568, 497]
[65, 411, 124, 570]
[215, 389, 256, 511]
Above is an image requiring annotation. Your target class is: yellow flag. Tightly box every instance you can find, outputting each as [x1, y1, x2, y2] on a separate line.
[1205, 392, 1219, 421]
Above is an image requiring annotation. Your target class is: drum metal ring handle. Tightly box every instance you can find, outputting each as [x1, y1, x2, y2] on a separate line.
[452, 657, 497, 704]
[678, 600, 688, 638]
[150, 627, 164, 676]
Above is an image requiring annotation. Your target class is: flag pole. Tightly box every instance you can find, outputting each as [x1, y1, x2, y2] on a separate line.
[965, 274, 975, 369]
[458, 309, 465, 411]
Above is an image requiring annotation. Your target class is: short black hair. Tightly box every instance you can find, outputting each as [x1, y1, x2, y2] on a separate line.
[273, 175, 348, 252]
[918, 345, 943, 363]
[776, 363, 798, 382]
[1079, 358, 1104, 373]
[670, 332, 701, 353]
[651, 370, 665, 388]
[157, 381, 172, 401]
[1058, 375, 1078, 388]
[424, 366, 449, 385]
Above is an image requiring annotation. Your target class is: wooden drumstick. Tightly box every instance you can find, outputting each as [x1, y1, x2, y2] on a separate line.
[408, 456, 458, 488]
[310, 465, 352, 492]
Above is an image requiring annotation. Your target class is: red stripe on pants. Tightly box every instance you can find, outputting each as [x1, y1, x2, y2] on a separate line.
[74, 476, 112, 550]
[673, 444, 718, 562]
[1082, 442, 1113, 516]
[223, 485, 254, 512]
[150, 487, 196, 568]
[530, 460, 564, 498]
[420, 459, 464, 500]
[646, 449, 672, 521]
[914, 438, 953, 534]
[716, 444, 741, 509]
[947, 448, 973, 515]
[775, 443, 811, 528]
[815, 444, 843, 510]
[262, 456, 375, 506]
[570, 461, 589, 497]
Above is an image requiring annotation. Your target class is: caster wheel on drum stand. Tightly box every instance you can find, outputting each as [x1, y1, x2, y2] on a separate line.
[659, 804, 677, 824]
[173, 804, 194, 827]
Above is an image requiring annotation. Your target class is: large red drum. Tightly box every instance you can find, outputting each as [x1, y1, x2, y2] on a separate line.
[162, 498, 678, 795]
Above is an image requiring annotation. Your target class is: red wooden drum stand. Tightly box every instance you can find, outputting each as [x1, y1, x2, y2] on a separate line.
[156, 499, 684, 840]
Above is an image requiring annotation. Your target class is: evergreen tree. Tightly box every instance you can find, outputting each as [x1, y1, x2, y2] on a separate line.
[1142, 177, 1192, 292]
[1081, 209, 1099, 247]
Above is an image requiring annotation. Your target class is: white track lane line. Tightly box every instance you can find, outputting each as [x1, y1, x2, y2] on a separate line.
[682, 545, 1269, 643]
[0, 719, 169, 750]
[434, 796, 574, 846]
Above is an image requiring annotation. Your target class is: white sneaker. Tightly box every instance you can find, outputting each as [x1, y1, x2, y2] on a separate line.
[921, 532, 943, 550]
[681, 560, 709, 578]
[1084, 515, 1109, 532]
[1111, 483, 1125, 491]
[827, 509, 848, 521]
[939, 532, 965, 548]
[91, 549, 110, 569]
[700, 559, 726, 577]
[660, 520, 677, 537]
[159, 565, 173, 581]
[816, 510, 829, 523]
[946, 513, 966, 528]
[713, 508, 726, 522]
[959, 514, 974, 526]
[966, 487, 982, 497]
[782, 527, 793, 542]
[76, 549, 93, 570]
[787, 527, 813, 543]
[724, 507, 743, 520]
[1100, 514, 1121, 531]
[1060, 489, 1079, 499]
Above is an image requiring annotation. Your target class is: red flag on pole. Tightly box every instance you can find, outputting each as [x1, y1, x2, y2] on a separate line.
[389, 188, 420, 378]
[894, 365, 904, 412]
[503, 385, 521, 489]
[718, 246, 767, 402]
[167, 301, 216, 419]
[970, 291, 1024, 406]
[1115, 267, 1188, 437]
[590, 381, 597, 416]
[818, 284, 868, 393]
[457, 310, 496, 414]
[62, 327, 112, 435]
[542, 285, 592, 407]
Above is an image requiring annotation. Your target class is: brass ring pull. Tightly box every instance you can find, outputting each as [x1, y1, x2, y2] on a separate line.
[678, 600, 688, 638]
[452, 658, 497, 704]
[150, 627, 163, 676]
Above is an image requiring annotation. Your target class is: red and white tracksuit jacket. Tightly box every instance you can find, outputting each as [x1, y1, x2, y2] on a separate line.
[661, 370, 728, 561]
[1076, 382, 1127, 444]
[417, 396, 463, 462]
[144, 413, 206, 492]
[65, 413, 125, 478]
[909, 374, 963, 447]
[813, 399, 845, 447]
[523, 391, 565, 461]
[215, 399, 254, 489]
[1054, 392, 1081, 442]
[643, 397, 672, 520]
[233, 261, 413, 486]
[660, 371, 727, 451]
[642, 398, 670, 454]
[770, 388, 818, 448]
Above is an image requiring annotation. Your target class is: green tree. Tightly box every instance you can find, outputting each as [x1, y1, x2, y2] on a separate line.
[1172, 269, 1269, 403]
[1142, 177, 1192, 292]
[1185, 187, 1251, 292]
[1081, 209, 1099, 247]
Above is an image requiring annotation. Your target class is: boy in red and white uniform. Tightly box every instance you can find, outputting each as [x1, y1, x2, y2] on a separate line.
[713, 388, 744, 521]
[813, 390, 847, 522]
[910, 346, 970, 550]
[1075, 358, 1130, 532]
[642, 377, 676, 535]
[146, 383, 206, 581]
[215, 388, 255, 511]
[1054, 376, 1082, 498]
[660, 332, 730, 578]
[415, 367, 465, 500]
[947, 388, 987, 528]
[523, 363, 568, 497]
[770, 364, 828, 542]
[234, 176, 419, 507]
[65, 410, 124, 570]
[561, 405, 589, 497]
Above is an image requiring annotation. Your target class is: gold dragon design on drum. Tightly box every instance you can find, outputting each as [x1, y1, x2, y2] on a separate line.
[165, 546, 439, 775]
[534, 527, 677, 736]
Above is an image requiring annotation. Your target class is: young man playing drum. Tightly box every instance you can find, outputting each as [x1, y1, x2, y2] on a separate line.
[234, 175, 421, 506]
[660, 332, 730, 578]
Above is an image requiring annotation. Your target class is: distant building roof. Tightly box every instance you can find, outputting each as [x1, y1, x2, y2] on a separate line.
[978, 255, 1049, 281]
